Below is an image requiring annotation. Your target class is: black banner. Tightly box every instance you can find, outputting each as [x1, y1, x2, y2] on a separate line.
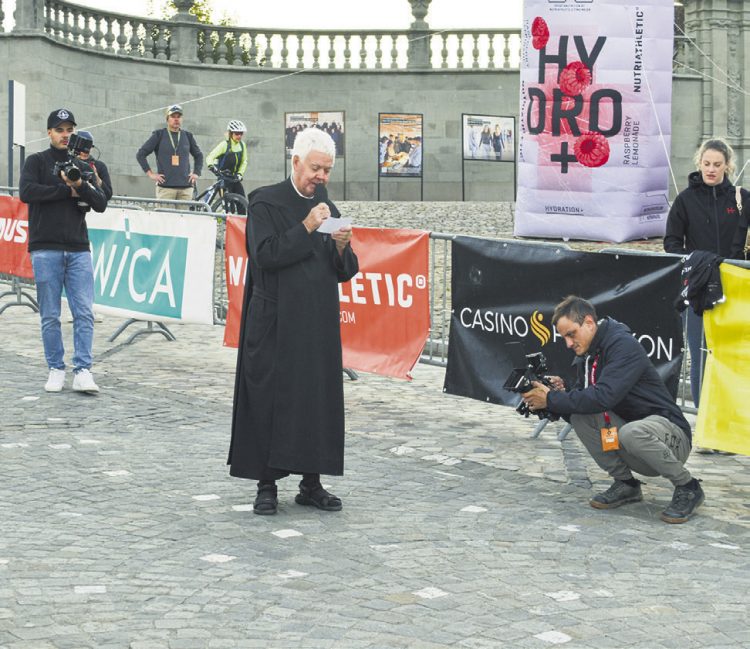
[443, 237, 683, 407]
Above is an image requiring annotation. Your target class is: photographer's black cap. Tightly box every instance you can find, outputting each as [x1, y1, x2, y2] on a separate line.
[47, 108, 77, 129]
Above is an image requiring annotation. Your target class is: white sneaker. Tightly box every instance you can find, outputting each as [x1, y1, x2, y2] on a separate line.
[72, 369, 100, 394]
[44, 368, 66, 392]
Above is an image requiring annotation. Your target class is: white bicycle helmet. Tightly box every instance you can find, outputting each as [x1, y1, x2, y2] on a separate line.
[227, 120, 246, 133]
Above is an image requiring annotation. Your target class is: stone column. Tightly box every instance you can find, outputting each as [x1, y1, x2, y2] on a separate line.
[683, 0, 749, 160]
[407, 0, 432, 69]
[13, 0, 45, 34]
[170, 0, 199, 64]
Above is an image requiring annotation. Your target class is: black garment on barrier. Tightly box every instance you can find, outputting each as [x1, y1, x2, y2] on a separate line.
[674, 250, 724, 316]
[443, 237, 684, 407]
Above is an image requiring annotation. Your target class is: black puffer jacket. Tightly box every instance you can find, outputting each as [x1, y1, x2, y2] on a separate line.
[546, 318, 691, 442]
[664, 172, 748, 259]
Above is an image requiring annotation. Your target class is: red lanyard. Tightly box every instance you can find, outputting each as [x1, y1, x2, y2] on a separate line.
[590, 355, 612, 426]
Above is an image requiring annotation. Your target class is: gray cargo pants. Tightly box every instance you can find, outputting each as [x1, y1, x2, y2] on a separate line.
[571, 412, 693, 486]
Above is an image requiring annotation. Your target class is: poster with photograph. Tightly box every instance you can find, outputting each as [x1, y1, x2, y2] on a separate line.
[378, 113, 423, 177]
[462, 114, 515, 162]
[285, 111, 345, 159]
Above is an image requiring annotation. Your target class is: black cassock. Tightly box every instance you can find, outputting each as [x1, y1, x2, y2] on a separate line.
[228, 178, 359, 480]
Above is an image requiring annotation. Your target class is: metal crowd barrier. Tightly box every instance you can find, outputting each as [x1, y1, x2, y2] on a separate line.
[3, 188, 745, 426]
[0, 186, 37, 314]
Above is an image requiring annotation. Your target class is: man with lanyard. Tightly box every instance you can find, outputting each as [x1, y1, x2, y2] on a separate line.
[523, 295, 704, 524]
[206, 119, 248, 210]
[136, 104, 203, 201]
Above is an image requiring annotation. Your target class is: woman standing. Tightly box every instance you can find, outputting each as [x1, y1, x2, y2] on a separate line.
[206, 120, 248, 209]
[664, 138, 748, 407]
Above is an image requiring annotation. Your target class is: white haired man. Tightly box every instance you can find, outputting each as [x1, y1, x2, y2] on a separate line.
[228, 128, 359, 515]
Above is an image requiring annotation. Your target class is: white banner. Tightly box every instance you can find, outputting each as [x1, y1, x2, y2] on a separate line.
[86, 208, 216, 324]
[515, 0, 674, 243]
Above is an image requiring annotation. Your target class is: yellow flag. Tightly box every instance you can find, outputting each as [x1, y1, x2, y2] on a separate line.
[695, 263, 750, 454]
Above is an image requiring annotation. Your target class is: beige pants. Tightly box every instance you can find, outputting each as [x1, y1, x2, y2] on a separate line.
[156, 186, 194, 202]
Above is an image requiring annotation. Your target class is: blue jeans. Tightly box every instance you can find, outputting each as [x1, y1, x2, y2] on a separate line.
[31, 250, 94, 372]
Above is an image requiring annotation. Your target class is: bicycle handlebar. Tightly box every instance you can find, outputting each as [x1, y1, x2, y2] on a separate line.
[209, 166, 239, 182]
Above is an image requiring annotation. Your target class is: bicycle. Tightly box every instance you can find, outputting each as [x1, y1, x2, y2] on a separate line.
[193, 167, 248, 215]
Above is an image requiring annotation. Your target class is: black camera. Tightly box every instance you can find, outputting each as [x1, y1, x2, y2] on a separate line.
[502, 352, 559, 421]
[53, 132, 95, 183]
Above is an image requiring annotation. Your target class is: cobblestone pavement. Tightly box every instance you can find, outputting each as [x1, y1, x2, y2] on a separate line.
[1, 305, 749, 649]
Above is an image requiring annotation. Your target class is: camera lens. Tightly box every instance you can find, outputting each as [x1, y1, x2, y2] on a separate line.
[65, 165, 81, 182]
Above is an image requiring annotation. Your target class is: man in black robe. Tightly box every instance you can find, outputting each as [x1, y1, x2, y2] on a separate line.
[228, 128, 358, 515]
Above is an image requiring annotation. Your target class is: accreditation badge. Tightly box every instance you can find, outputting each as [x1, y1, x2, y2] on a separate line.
[600, 426, 620, 452]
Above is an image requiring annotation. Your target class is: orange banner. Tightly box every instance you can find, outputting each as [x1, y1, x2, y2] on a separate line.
[223, 221, 430, 380]
[340, 228, 430, 379]
[223, 215, 248, 348]
[0, 196, 33, 279]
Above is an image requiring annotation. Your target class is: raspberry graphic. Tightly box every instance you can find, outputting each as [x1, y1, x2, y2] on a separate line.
[531, 17, 549, 50]
[559, 61, 592, 96]
[574, 132, 610, 168]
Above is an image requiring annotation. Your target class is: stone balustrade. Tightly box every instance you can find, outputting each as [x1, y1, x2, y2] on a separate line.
[195, 27, 522, 69]
[22, 0, 522, 69]
[45, 0, 173, 59]
[2, 0, 696, 74]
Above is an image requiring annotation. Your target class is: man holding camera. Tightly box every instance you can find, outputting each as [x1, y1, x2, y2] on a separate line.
[523, 295, 704, 524]
[76, 130, 113, 200]
[19, 108, 109, 393]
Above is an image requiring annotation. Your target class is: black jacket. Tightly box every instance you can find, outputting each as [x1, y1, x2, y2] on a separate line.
[675, 250, 724, 316]
[547, 318, 691, 441]
[86, 158, 113, 201]
[19, 146, 108, 253]
[664, 172, 748, 259]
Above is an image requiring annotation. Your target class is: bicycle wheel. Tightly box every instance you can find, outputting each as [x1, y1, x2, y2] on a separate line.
[222, 192, 248, 215]
[208, 190, 225, 213]
[192, 187, 215, 212]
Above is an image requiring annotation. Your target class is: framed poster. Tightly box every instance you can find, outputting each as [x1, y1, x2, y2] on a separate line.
[462, 114, 515, 162]
[285, 111, 345, 159]
[378, 113, 423, 177]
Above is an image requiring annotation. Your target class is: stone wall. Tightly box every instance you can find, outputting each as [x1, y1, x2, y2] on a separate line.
[0, 34, 704, 202]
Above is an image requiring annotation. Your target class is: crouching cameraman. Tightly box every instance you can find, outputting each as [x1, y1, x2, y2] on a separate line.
[522, 295, 704, 524]
[19, 108, 108, 394]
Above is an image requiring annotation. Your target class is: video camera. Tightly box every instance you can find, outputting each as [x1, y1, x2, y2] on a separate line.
[53, 132, 95, 184]
[502, 351, 559, 421]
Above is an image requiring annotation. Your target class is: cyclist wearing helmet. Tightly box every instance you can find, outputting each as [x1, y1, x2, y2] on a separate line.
[207, 120, 248, 207]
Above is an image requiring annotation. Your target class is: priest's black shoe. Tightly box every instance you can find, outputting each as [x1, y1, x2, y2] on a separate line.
[295, 481, 342, 511]
[253, 482, 278, 515]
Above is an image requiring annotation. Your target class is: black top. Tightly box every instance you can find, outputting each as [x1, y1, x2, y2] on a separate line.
[664, 171, 748, 259]
[547, 318, 691, 441]
[19, 146, 108, 252]
[228, 178, 359, 480]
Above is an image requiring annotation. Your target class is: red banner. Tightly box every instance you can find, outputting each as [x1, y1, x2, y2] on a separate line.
[340, 228, 430, 379]
[0, 196, 33, 279]
[223, 220, 430, 380]
[223, 216, 248, 348]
